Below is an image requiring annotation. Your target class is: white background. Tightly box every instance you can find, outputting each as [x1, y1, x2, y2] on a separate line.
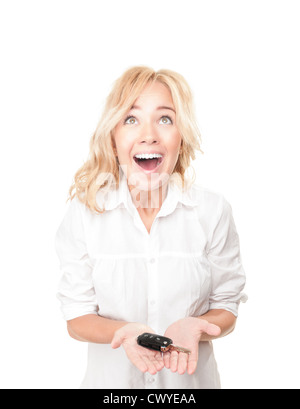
[0, 0, 299, 389]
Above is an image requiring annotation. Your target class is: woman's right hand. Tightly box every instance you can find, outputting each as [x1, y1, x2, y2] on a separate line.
[111, 323, 164, 375]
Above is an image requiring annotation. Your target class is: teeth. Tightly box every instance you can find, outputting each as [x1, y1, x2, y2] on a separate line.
[134, 153, 163, 159]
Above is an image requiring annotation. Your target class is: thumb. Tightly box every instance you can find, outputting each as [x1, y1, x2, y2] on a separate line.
[111, 330, 123, 349]
[199, 320, 221, 337]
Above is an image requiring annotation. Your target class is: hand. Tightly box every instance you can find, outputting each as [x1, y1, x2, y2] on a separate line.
[163, 317, 221, 375]
[111, 323, 164, 375]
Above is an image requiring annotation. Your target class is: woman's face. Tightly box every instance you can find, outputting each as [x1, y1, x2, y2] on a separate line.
[113, 81, 182, 191]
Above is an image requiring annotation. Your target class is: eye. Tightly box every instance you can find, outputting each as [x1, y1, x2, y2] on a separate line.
[124, 116, 137, 125]
[159, 116, 173, 125]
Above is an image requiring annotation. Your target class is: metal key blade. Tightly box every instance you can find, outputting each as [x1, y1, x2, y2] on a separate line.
[169, 345, 191, 354]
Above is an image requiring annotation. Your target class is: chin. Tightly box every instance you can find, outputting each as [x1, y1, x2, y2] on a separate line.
[128, 169, 171, 192]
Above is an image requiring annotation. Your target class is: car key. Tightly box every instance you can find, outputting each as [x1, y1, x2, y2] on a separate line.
[137, 332, 191, 354]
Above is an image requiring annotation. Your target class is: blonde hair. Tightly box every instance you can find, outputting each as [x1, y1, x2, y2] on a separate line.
[69, 66, 202, 213]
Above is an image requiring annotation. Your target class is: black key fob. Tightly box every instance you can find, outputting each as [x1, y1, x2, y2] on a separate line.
[137, 332, 173, 352]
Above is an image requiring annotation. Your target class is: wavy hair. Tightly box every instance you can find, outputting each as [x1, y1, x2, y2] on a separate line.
[69, 66, 202, 213]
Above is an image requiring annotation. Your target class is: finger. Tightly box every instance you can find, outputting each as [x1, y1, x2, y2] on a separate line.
[187, 357, 198, 375]
[163, 351, 171, 369]
[140, 354, 158, 375]
[151, 351, 164, 372]
[169, 350, 179, 373]
[144, 351, 164, 373]
[130, 355, 148, 373]
[177, 352, 188, 375]
[187, 346, 199, 375]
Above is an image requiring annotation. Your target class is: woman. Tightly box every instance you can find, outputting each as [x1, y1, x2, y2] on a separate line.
[56, 66, 246, 389]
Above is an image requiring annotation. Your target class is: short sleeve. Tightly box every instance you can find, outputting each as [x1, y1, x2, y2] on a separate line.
[207, 196, 247, 317]
[55, 198, 98, 321]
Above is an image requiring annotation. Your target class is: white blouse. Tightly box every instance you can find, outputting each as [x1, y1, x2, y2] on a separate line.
[56, 171, 246, 389]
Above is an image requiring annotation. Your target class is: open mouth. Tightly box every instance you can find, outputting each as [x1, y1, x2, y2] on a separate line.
[133, 153, 164, 172]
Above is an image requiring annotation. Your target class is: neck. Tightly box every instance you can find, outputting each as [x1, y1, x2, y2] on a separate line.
[128, 183, 168, 215]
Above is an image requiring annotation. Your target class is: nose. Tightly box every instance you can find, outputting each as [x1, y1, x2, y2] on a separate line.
[139, 122, 159, 145]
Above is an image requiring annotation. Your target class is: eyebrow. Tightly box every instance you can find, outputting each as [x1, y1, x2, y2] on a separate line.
[130, 105, 176, 113]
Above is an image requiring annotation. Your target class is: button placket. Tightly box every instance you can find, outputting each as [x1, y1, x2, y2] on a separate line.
[147, 235, 159, 331]
[144, 373, 156, 388]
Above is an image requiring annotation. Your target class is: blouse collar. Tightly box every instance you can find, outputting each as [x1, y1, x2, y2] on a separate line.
[97, 169, 199, 218]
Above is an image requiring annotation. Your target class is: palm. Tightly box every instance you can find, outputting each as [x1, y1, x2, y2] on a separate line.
[122, 339, 164, 375]
[111, 323, 164, 375]
[163, 317, 220, 375]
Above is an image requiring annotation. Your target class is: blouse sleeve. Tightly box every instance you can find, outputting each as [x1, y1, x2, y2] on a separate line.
[55, 197, 98, 321]
[207, 196, 247, 317]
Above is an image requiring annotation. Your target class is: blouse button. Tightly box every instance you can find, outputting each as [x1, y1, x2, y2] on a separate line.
[149, 258, 156, 264]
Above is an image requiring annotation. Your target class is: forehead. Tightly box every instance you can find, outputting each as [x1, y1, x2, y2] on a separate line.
[134, 81, 174, 107]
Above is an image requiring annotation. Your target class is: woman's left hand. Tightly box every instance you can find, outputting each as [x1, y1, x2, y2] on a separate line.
[163, 317, 221, 375]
